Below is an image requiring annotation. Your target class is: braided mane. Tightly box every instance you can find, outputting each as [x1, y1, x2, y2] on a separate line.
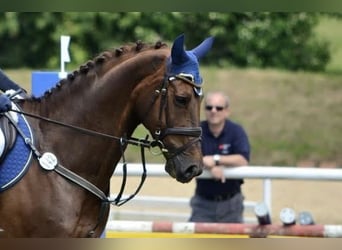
[32, 40, 168, 101]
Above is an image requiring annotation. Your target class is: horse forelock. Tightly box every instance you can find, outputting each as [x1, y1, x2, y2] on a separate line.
[29, 40, 168, 102]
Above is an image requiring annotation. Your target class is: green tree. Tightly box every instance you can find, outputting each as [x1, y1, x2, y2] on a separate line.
[0, 12, 331, 72]
[0, 12, 63, 68]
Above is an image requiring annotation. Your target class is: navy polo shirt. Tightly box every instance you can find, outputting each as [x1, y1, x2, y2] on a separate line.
[195, 119, 250, 197]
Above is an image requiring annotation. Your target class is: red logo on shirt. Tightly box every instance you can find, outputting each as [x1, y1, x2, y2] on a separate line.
[218, 144, 230, 154]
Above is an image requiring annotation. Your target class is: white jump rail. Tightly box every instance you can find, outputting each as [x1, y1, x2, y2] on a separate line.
[112, 164, 342, 212]
[113, 164, 342, 180]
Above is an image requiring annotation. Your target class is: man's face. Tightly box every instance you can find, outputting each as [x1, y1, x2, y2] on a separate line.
[204, 94, 229, 125]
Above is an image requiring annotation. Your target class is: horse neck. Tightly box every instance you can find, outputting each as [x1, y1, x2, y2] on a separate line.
[21, 47, 168, 183]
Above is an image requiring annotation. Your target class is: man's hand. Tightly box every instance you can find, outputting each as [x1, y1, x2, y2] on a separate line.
[210, 166, 226, 183]
[203, 155, 226, 183]
[203, 155, 216, 169]
[0, 94, 11, 113]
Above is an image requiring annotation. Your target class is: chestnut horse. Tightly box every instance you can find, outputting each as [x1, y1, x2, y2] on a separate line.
[0, 34, 213, 237]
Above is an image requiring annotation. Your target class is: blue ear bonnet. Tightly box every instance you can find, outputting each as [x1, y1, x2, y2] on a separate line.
[168, 51, 202, 83]
[167, 34, 214, 86]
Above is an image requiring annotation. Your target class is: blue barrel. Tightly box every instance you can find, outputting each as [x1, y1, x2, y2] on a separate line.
[31, 71, 61, 97]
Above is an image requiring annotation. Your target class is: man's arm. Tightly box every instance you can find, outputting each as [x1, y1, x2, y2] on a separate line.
[203, 154, 248, 183]
[203, 154, 248, 169]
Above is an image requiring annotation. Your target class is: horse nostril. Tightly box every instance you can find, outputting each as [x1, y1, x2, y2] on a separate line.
[185, 165, 200, 177]
[176, 164, 201, 183]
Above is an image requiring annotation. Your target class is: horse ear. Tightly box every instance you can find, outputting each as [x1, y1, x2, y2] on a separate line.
[191, 36, 214, 60]
[171, 34, 189, 65]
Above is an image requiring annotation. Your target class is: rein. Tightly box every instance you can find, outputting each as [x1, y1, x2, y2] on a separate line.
[8, 107, 150, 205]
[8, 73, 202, 203]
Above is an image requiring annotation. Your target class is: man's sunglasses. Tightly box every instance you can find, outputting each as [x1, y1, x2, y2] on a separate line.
[205, 105, 226, 111]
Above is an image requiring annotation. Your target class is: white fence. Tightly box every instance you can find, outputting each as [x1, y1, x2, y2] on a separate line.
[109, 164, 342, 223]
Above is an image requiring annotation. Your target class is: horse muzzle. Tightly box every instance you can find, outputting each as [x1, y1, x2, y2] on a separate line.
[165, 155, 203, 183]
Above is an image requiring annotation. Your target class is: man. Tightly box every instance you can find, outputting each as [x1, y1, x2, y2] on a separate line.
[189, 91, 250, 223]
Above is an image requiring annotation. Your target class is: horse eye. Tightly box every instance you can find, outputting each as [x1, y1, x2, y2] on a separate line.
[175, 95, 189, 106]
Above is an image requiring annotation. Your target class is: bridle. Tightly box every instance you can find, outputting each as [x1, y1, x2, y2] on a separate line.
[145, 74, 203, 159]
[6, 73, 203, 236]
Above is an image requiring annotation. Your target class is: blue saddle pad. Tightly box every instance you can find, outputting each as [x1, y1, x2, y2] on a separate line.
[0, 112, 33, 192]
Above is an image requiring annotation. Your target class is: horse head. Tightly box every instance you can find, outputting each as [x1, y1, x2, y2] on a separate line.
[137, 34, 214, 183]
